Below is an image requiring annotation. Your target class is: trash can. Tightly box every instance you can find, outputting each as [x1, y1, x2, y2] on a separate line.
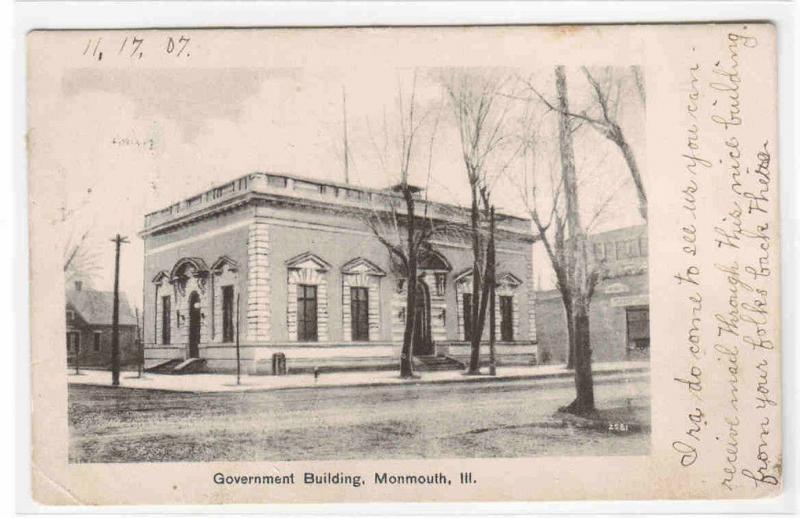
[272, 352, 287, 375]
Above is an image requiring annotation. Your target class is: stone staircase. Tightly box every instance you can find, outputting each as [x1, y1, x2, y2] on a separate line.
[144, 358, 207, 374]
[413, 355, 466, 372]
[144, 359, 182, 374]
[173, 358, 207, 374]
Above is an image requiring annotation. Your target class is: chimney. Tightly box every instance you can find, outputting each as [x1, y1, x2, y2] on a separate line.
[74, 281, 82, 291]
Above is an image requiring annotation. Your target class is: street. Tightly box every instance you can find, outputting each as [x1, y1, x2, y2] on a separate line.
[69, 373, 650, 463]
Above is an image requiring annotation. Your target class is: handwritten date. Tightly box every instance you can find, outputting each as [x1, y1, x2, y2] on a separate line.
[82, 34, 192, 62]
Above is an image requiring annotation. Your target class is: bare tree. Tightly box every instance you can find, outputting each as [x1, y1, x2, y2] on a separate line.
[442, 70, 515, 374]
[523, 66, 600, 416]
[63, 229, 100, 288]
[524, 67, 647, 220]
[362, 73, 442, 378]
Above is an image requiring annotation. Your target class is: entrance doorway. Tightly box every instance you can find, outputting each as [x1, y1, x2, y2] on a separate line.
[413, 280, 433, 356]
[188, 291, 201, 358]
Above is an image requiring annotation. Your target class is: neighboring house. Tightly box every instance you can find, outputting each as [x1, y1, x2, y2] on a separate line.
[140, 172, 539, 374]
[535, 224, 649, 364]
[66, 281, 140, 368]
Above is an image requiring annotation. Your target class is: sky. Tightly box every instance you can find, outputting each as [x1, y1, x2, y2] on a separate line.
[53, 66, 645, 310]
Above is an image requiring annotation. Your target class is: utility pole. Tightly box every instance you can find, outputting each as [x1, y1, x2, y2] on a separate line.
[110, 234, 129, 386]
[342, 85, 350, 184]
[235, 292, 241, 385]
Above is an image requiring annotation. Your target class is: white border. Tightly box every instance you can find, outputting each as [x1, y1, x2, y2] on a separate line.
[10, 1, 798, 516]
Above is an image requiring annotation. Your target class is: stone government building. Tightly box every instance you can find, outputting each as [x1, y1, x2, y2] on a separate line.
[141, 172, 538, 374]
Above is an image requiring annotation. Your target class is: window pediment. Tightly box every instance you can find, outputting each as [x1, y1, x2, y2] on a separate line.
[497, 273, 523, 287]
[211, 255, 239, 274]
[454, 268, 473, 284]
[286, 252, 331, 271]
[342, 258, 385, 276]
[152, 270, 170, 285]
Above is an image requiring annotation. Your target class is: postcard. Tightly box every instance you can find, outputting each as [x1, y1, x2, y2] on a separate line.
[26, 24, 780, 504]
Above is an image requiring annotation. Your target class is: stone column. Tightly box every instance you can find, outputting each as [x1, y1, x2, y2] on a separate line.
[247, 219, 270, 342]
[526, 251, 537, 342]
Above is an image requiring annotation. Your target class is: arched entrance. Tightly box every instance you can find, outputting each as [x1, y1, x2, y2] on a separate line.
[188, 291, 201, 358]
[412, 279, 433, 356]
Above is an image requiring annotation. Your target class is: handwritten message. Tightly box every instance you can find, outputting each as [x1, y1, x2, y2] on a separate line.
[671, 27, 780, 496]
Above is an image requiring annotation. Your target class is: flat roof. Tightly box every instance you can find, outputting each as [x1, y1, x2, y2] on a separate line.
[143, 171, 534, 239]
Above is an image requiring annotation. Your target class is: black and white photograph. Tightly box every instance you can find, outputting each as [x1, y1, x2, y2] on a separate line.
[25, 24, 781, 505]
[59, 62, 649, 463]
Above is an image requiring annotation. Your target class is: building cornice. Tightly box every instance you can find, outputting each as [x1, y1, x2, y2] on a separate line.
[140, 172, 536, 242]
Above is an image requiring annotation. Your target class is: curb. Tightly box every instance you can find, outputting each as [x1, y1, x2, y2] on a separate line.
[264, 366, 650, 393]
[69, 366, 650, 394]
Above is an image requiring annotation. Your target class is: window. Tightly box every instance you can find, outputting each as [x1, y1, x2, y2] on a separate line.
[639, 236, 648, 257]
[500, 296, 514, 341]
[67, 331, 80, 353]
[297, 285, 318, 342]
[222, 285, 235, 342]
[434, 273, 447, 296]
[463, 293, 473, 342]
[615, 240, 627, 260]
[93, 331, 101, 352]
[593, 242, 605, 260]
[350, 287, 369, 341]
[66, 310, 74, 322]
[627, 239, 640, 258]
[626, 307, 650, 354]
[161, 295, 171, 345]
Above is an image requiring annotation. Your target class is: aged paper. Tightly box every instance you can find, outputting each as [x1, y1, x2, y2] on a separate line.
[27, 24, 780, 505]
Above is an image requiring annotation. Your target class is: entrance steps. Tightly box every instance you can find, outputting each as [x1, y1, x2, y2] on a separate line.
[144, 359, 181, 374]
[144, 358, 207, 374]
[173, 358, 207, 374]
[413, 355, 466, 372]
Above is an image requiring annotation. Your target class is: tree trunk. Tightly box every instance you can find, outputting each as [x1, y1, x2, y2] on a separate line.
[467, 181, 483, 374]
[562, 298, 596, 415]
[555, 65, 596, 415]
[399, 187, 417, 378]
[488, 206, 497, 376]
[562, 292, 575, 369]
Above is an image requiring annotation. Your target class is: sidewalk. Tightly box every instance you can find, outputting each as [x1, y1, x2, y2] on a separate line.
[67, 361, 649, 393]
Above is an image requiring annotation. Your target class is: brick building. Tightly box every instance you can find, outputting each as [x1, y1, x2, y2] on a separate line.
[66, 281, 140, 368]
[140, 172, 538, 374]
[535, 225, 649, 364]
